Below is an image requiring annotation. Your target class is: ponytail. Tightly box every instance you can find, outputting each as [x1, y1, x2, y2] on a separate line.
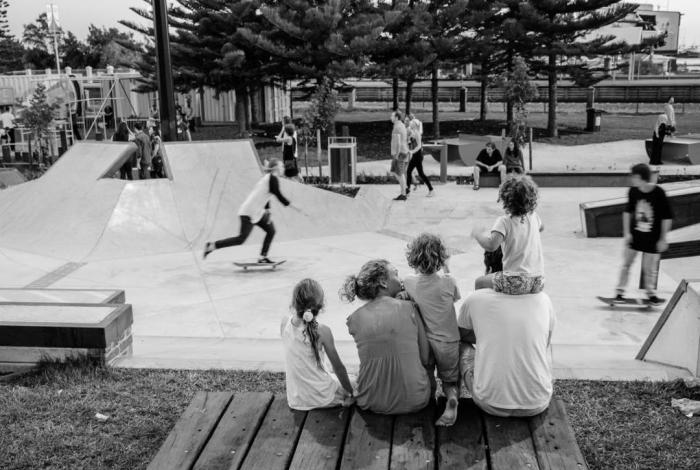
[302, 310, 322, 369]
[339, 275, 359, 302]
[291, 279, 325, 370]
[339, 259, 391, 302]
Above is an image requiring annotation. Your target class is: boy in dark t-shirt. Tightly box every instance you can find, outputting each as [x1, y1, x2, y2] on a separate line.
[473, 142, 505, 190]
[615, 163, 673, 304]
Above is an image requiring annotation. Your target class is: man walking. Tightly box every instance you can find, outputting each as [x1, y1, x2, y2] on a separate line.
[390, 110, 409, 201]
[615, 163, 673, 304]
[133, 122, 152, 180]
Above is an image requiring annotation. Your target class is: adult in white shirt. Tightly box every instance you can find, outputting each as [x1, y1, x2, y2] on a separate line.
[664, 97, 676, 134]
[457, 285, 555, 417]
[0, 106, 16, 155]
[202, 158, 304, 263]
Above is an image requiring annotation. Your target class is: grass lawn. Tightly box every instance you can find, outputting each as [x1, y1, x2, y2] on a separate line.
[192, 106, 700, 165]
[1, 361, 698, 470]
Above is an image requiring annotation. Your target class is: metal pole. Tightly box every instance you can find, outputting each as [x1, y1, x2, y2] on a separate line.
[152, 0, 177, 142]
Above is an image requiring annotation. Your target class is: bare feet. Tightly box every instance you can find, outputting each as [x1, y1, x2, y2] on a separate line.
[436, 395, 458, 426]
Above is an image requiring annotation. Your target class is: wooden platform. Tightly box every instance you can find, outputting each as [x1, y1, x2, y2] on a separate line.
[148, 392, 588, 470]
[477, 172, 633, 188]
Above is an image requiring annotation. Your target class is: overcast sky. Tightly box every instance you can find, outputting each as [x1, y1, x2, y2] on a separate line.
[7, 0, 700, 47]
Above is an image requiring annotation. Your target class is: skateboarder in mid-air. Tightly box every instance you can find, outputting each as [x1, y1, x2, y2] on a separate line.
[203, 158, 303, 264]
[614, 163, 673, 305]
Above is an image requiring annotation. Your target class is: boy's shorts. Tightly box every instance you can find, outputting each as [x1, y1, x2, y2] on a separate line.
[493, 272, 544, 295]
[428, 338, 460, 383]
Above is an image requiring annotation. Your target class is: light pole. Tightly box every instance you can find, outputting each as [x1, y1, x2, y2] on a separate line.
[152, 0, 177, 142]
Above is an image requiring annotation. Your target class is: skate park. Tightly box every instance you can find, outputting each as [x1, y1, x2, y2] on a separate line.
[1, 137, 698, 381]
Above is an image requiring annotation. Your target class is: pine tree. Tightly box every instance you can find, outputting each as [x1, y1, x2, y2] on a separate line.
[0, 0, 10, 39]
[519, 0, 646, 137]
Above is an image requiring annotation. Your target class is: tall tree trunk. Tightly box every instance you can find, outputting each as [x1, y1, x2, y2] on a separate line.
[250, 85, 259, 124]
[243, 87, 252, 132]
[479, 65, 488, 121]
[506, 101, 514, 124]
[392, 76, 399, 110]
[405, 77, 414, 115]
[234, 87, 248, 137]
[547, 52, 558, 137]
[431, 63, 440, 139]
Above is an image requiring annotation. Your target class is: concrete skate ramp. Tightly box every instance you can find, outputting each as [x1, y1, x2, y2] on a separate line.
[0, 140, 389, 262]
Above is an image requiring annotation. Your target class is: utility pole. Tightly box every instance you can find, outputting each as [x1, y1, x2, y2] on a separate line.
[152, 0, 177, 142]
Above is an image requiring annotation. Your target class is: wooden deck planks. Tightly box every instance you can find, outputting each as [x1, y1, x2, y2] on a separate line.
[147, 391, 232, 470]
[239, 394, 306, 470]
[340, 407, 394, 470]
[437, 399, 487, 470]
[193, 392, 274, 470]
[289, 406, 352, 470]
[483, 414, 539, 470]
[390, 403, 436, 470]
[529, 400, 589, 470]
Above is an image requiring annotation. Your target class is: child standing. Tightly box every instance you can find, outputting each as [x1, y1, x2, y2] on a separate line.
[615, 163, 673, 304]
[282, 279, 354, 410]
[471, 175, 544, 294]
[402, 233, 461, 426]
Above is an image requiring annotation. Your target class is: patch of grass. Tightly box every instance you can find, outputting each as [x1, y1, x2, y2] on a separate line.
[1, 361, 698, 470]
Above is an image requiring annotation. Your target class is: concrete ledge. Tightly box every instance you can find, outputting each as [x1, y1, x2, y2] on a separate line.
[580, 183, 700, 237]
[0, 303, 133, 366]
[0, 288, 125, 304]
[478, 172, 635, 188]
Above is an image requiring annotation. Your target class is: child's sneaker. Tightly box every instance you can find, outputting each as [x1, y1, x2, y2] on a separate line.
[258, 257, 274, 264]
[426, 190, 435, 197]
[393, 194, 407, 201]
[614, 293, 625, 302]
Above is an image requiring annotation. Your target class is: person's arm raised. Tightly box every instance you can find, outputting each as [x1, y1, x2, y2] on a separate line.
[319, 324, 354, 395]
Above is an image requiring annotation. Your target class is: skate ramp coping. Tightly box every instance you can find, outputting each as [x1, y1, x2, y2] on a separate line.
[636, 279, 700, 377]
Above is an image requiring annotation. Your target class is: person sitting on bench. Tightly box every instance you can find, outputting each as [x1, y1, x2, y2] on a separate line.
[473, 142, 505, 190]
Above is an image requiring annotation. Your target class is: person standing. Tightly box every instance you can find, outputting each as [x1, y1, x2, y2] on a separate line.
[133, 122, 152, 180]
[1, 106, 16, 158]
[664, 97, 676, 133]
[614, 163, 673, 305]
[150, 127, 165, 178]
[112, 121, 133, 180]
[276, 124, 301, 182]
[473, 142, 505, 190]
[408, 112, 423, 136]
[650, 114, 671, 165]
[406, 120, 434, 197]
[390, 110, 409, 201]
[203, 159, 304, 263]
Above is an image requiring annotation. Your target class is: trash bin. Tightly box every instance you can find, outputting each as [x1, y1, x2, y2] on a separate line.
[586, 108, 602, 132]
[328, 136, 357, 184]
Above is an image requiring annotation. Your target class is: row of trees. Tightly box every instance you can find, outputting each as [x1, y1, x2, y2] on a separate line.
[121, 0, 663, 138]
[0, 1, 139, 74]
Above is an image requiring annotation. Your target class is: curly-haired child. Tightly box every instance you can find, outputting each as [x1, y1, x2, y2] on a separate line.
[402, 233, 462, 426]
[471, 174, 544, 294]
[281, 279, 354, 410]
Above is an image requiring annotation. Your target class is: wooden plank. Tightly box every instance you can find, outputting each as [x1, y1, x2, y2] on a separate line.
[390, 403, 435, 470]
[437, 399, 487, 470]
[193, 392, 274, 470]
[529, 400, 588, 470]
[148, 392, 233, 470]
[483, 412, 539, 470]
[240, 394, 306, 470]
[289, 406, 351, 470]
[340, 408, 394, 470]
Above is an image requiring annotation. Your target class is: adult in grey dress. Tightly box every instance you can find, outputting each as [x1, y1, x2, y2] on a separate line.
[341, 259, 431, 414]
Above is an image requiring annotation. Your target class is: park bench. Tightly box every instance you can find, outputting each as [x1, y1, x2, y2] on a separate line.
[148, 391, 588, 470]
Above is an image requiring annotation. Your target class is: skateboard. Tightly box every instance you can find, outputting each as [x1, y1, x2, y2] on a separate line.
[596, 296, 664, 309]
[233, 260, 286, 271]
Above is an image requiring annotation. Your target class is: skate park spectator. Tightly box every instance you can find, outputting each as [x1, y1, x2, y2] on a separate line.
[471, 175, 545, 294]
[457, 282, 555, 418]
[406, 120, 434, 197]
[150, 127, 165, 179]
[614, 163, 673, 305]
[473, 142, 505, 190]
[390, 110, 409, 201]
[133, 122, 152, 180]
[203, 158, 304, 263]
[184, 98, 196, 133]
[402, 233, 460, 426]
[1, 106, 16, 158]
[341, 259, 432, 414]
[113, 121, 133, 180]
[276, 124, 301, 182]
[408, 112, 423, 136]
[664, 96, 676, 133]
[503, 140, 525, 174]
[650, 114, 672, 165]
[282, 278, 354, 410]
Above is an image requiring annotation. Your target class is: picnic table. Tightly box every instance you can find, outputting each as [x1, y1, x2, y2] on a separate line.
[148, 392, 588, 470]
